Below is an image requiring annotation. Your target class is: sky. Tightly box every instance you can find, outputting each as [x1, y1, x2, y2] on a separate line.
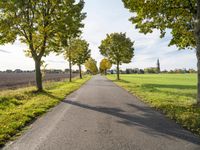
[0, 0, 197, 71]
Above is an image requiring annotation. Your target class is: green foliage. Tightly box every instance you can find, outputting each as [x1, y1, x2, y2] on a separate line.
[108, 74, 200, 135]
[57, 1, 86, 52]
[0, 0, 85, 57]
[59, 1, 86, 68]
[122, 0, 200, 104]
[99, 33, 134, 64]
[85, 58, 98, 75]
[70, 39, 91, 66]
[0, 0, 86, 90]
[64, 38, 90, 79]
[99, 32, 134, 80]
[144, 67, 158, 74]
[122, 0, 196, 49]
[0, 76, 91, 146]
[100, 58, 112, 74]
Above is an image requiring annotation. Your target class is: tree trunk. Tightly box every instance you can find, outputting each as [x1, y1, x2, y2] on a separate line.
[116, 61, 120, 80]
[104, 69, 107, 76]
[196, 0, 200, 105]
[197, 55, 200, 105]
[79, 64, 82, 79]
[34, 58, 43, 92]
[69, 60, 72, 82]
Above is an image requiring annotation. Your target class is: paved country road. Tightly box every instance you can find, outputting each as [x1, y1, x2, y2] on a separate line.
[3, 75, 200, 150]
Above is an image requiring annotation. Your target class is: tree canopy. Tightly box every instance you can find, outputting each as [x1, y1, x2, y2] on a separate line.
[70, 38, 91, 78]
[122, 0, 196, 49]
[71, 39, 91, 66]
[122, 0, 200, 104]
[85, 58, 98, 75]
[0, 0, 86, 90]
[99, 32, 134, 80]
[100, 58, 112, 75]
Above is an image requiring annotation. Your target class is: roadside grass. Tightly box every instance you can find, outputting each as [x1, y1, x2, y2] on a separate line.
[107, 74, 200, 135]
[0, 76, 91, 146]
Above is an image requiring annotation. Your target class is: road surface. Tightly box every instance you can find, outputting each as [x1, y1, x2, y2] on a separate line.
[3, 75, 200, 150]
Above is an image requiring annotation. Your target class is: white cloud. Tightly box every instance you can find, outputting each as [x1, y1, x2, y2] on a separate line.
[0, 0, 197, 71]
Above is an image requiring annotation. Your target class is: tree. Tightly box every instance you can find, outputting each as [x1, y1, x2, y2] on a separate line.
[144, 67, 158, 74]
[85, 58, 98, 75]
[55, 1, 86, 82]
[0, 0, 85, 91]
[99, 33, 134, 80]
[64, 41, 74, 82]
[100, 58, 112, 75]
[70, 39, 91, 79]
[122, 0, 200, 104]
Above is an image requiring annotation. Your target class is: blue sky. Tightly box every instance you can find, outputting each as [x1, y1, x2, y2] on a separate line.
[0, 0, 197, 71]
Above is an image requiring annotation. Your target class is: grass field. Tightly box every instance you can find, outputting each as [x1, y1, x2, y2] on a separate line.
[107, 74, 200, 136]
[0, 76, 91, 146]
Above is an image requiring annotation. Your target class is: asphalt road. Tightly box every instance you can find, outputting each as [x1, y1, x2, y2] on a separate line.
[3, 75, 200, 150]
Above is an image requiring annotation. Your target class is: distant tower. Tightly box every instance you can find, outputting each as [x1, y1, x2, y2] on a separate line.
[157, 59, 160, 73]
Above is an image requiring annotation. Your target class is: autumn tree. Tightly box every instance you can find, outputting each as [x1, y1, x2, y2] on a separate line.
[0, 0, 85, 91]
[99, 33, 134, 80]
[100, 58, 112, 75]
[85, 58, 98, 75]
[70, 39, 91, 79]
[122, 0, 200, 104]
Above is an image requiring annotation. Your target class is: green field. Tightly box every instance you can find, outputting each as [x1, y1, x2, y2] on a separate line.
[0, 76, 91, 146]
[107, 74, 200, 135]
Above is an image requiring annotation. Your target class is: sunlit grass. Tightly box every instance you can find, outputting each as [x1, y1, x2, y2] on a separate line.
[0, 76, 91, 146]
[107, 74, 200, 135]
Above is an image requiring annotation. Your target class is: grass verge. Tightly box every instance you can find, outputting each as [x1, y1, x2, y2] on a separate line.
[107, 74, 200, 136]
[0, 75, 91, 146]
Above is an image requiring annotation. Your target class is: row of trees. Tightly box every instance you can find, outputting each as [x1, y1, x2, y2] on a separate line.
[64, 39, 90, 81]
[143, 68, 197, 74]
[0, 0, 90, 92]
[162, 69, 197, 74]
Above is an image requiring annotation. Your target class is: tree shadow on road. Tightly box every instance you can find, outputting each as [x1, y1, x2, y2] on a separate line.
[63, 99, 200, 145]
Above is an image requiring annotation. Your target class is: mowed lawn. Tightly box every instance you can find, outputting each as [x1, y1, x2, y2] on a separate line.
[0, 76, 91, 146]
[107, 74, 200, 135]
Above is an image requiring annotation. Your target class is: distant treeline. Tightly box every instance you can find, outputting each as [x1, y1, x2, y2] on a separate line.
[0, 69, 80, 74]
[109, 68, 197, 74]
